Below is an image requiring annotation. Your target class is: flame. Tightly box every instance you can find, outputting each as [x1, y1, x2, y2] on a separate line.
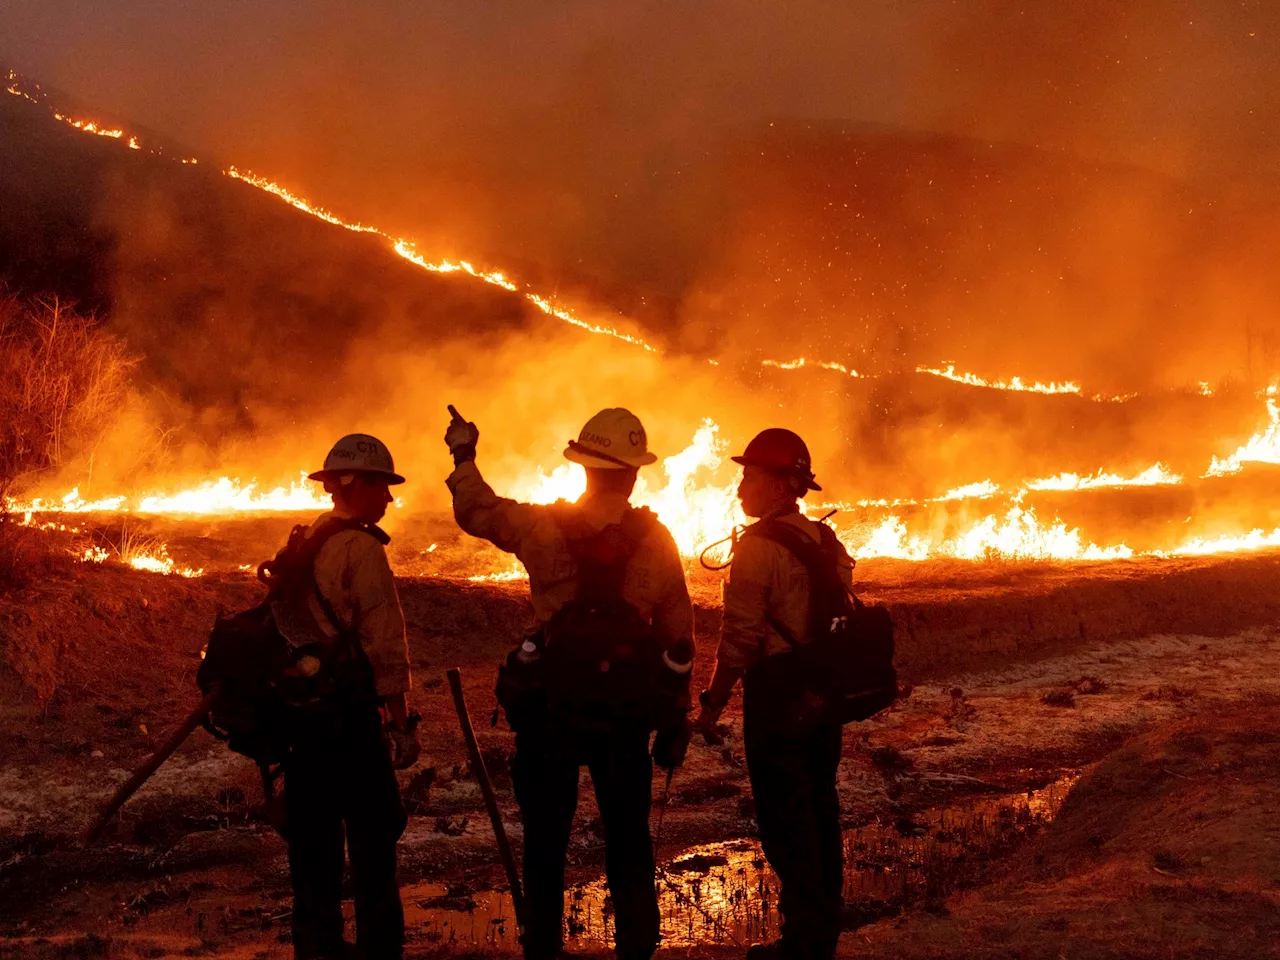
[945, 508, 1133, 561]
[917, 363, 1082, 395]
[8, 473, 330, 516]
[135, 474, 330, 514]
[843, 509, 1133, 562]
[80, 545, 110, 564]
[934, 480, 1001, 501]
[1205, 386, 1280, 477]
[79, 541, 203, 577]
[631, 421, 744, 558]
[1025, 463, 1183, 492]
[467, 561, 529, 582]
[13, 487, 128, 514]
[19, 514, 82, 533]
[761, 358, 862, 377]
[1166, 528, 1280, 556]
[228, 166, 381, 234]
[52, 114, 124, 139]
[849, 517, 930, 561]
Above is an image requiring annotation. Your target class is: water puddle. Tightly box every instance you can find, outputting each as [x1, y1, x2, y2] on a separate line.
[402, 771, 1079, 950]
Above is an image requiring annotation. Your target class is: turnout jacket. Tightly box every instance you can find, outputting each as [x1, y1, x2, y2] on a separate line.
[276, 509, 412, 697]
[716, 512, 854, 670]
[446, 459, 695, 651]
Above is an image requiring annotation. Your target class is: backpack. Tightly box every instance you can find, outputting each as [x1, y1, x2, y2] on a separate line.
[197, 517, 381, 764]
[742, 517, 897, 726]
[496, 506, 674, 734]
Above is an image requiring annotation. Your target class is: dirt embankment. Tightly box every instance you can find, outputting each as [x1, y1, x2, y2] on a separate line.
[850, 701, 1280, 959]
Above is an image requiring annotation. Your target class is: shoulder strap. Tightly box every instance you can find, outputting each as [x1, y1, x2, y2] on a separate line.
[260, 517, 386, 637]
[308, 518, 389, 638]
[744, 518, 862, 608]
[742, 518, 859, 650]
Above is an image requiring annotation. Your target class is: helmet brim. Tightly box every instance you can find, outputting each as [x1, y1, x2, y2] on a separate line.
[563, 445, 658, 470]
[731, 455, 822, 491]
[307, 469, 406, 485]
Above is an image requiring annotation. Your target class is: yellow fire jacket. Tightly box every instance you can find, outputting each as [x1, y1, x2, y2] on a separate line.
[447, 460, 695, 651]
[716, 512, 854, 670]
[275, 509, 412, 698]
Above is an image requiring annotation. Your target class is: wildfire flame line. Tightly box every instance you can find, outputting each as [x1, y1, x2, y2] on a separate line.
[761, 358, 863, 377]
[80, 542, 203, 578]
[12, 71, 1210, 394]
[223, 166, 656, 351]
[3, 71, 655, 354]
[917, 363, 1082, 396]
[6, 473, 330, 516]
[1025, 463, 1183, 492]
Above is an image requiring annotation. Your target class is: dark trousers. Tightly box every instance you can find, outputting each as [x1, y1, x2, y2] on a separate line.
[743, 673, 844, 960]
[286, 707, 407, 960]
[511, 722, 659, 960]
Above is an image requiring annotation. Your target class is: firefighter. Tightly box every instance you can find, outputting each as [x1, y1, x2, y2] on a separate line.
[694, 429, 852, 960]
[444, 408, 694, 960]
[280, 434, 418, 960]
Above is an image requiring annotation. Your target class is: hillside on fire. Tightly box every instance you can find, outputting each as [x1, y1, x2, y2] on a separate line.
[6, 68, 1280, 549]
[6, 6, 1280, 956]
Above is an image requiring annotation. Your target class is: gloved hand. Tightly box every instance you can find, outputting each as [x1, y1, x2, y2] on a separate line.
[652, 716, 692, 771]
[444, 409, 480, 465]
[387, 713, 422, 770]
[694, 694, 726, 746]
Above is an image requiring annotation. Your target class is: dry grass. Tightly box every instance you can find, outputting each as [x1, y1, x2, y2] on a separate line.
[0, 293, 136, 508]
[0, 520, 73, 591]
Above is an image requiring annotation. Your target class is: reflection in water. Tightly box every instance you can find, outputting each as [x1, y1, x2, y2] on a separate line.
[402, 773, 1078, 951]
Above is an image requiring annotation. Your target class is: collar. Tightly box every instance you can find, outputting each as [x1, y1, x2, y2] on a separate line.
[573, 491, 632, 527]
[309, 509, 390, 544]
[760, 501, 802, 522]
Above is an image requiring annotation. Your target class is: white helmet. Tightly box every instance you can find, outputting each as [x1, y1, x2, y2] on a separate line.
[308, 434, 405, 484]
[563, 408, 658, 470]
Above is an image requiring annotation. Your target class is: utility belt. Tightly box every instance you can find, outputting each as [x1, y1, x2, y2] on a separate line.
[276, 637, 378, 711]
[494, 627, 687, 737]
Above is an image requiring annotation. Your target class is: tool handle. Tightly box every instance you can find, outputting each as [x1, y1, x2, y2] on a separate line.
[447, 668, 526, 929]
[82, 689, 220, 844]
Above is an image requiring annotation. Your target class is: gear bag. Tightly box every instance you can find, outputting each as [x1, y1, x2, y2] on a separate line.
[743, 518, 897, 726]
[495, 505, 675, 733]
[196, 517, 382, 764]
